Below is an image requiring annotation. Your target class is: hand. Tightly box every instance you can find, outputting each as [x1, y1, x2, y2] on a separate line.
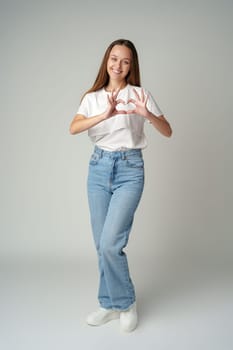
[104, 89, 127, 119]
[127, 88, 149, 117]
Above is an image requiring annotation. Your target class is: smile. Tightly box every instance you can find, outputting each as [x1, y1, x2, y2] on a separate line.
[112, 69, 122, 74]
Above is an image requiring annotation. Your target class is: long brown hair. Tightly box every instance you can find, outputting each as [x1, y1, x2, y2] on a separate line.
[83, 39, 141, 98]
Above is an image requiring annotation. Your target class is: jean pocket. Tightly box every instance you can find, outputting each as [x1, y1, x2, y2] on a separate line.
[89, 152, 100, 165]
[126, 156, 144, 168]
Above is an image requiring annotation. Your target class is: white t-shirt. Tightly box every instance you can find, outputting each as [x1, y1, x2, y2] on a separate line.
[77, 84, 163, 151]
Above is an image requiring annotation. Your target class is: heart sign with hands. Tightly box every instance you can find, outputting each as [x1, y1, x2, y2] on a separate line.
[106, 88, 149, 118]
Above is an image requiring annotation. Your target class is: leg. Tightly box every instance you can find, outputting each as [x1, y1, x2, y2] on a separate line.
[87, 187, 112, 307]
[99, 182, 144, 310]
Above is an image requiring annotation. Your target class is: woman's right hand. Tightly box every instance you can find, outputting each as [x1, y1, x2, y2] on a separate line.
[70, 90, 126, 135]
[104, 89, 126, 119]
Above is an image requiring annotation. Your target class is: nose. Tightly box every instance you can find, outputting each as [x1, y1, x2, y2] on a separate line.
[115, 60, 121, 69]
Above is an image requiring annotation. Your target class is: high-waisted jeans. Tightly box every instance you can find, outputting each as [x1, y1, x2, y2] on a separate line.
[87, 146, 144, 310]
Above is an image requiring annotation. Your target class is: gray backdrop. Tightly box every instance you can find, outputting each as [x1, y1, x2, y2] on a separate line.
[1, 0, 232, 297]
[1, 0, 233, 348]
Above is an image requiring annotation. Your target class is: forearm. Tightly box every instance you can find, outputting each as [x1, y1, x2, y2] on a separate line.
[145, 111, 172, 137]
[69, 113, 106, 135]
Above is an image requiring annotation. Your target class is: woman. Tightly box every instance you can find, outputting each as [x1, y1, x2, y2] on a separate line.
[70, 39, 172, 332]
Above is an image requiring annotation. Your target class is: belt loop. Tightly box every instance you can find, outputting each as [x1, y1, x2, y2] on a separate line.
[95, 146, 103, 158]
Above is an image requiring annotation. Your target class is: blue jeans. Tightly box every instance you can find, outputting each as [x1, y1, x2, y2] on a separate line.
[87, 146, 144, 311]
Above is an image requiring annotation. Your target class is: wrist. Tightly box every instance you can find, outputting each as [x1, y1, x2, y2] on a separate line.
[100, 112, 109, 121]
[144, 111, 154, 121]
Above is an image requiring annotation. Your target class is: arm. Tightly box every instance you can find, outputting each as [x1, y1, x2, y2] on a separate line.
[69, 113, 106, 135]
[144, 112, 172, 138]
[69, 90, 126, 135]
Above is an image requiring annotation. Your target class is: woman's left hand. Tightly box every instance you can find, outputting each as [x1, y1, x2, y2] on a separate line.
[127, 88, 149, 117]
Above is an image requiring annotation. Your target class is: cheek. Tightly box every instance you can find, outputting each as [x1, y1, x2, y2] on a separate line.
[106, 62, 111, 73]
[125, 65, 130, 74]
[106, 59, 111, 68]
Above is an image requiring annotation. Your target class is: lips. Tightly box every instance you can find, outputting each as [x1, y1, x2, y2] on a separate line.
[112, 70, 121, 74]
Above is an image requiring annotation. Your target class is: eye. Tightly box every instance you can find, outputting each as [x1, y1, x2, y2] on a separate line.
[124, 60, 130, 65]
[111, 57, 117, 61]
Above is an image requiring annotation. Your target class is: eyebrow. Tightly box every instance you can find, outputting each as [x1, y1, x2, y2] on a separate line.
[110, 54, 131, 60]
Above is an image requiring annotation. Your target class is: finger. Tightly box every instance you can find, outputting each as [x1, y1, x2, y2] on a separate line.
[108, 93, 117, 105]
[107, 95, 112, 103]
[126, 109, 136, 114]
[114, 110, 127, 115]
[113, 88, 120, 99]
[127, 98, 136, 104]
[133, 88, 140, 100]
[109, 90, 115, 101]
[116, 99, 126, 105]
[109, 90, 115, 98]
[141, 88, 145, 102]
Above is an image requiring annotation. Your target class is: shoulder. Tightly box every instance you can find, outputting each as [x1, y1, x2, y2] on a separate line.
[85, 88, 104, 98]
[81, 88, 104, 103]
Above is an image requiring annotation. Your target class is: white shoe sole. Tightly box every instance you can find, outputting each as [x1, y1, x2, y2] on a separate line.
[86, 311, 120, 326]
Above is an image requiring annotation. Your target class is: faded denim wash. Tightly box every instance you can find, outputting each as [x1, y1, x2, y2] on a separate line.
[87, 146, 144, 310]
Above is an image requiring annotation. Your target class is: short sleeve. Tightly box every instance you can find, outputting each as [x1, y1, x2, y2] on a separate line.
[146, 90, 163, 116]
[76, 94, 89, 116]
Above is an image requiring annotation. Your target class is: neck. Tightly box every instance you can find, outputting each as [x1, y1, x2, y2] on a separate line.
[105, 80, 127, 92]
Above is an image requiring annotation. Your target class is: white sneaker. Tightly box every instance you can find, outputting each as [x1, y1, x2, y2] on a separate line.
[86, 307, 120, 326]
[120, 302, 138, 332]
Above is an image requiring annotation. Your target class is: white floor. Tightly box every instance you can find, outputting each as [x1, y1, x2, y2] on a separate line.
[0, 258, 232, 350]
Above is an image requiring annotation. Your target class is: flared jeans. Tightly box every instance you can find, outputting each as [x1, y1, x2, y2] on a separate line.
[87, 146, 144, 310]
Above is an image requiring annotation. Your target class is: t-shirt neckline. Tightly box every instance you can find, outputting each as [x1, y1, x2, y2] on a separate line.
[103, 84, 129, 94]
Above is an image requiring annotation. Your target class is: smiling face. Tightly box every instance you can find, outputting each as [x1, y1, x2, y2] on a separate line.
[106, 45, 132, 85]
